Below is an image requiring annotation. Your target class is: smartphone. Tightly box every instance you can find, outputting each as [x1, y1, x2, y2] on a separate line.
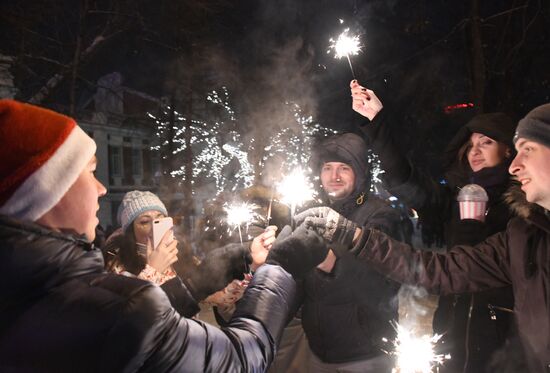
[152, 217, 173, 249]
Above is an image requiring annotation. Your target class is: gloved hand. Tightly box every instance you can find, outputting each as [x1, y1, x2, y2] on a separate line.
[294, 206, 359, 248]
[266, 225, 329, 278]
[183, 243, 249, 301]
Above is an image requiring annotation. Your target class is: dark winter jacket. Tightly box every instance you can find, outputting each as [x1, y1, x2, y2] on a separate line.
[360, 109, 516, 372]
[301, 133, 402, 363]
[0, 215, 297, 372]
[349, 193, 550, 373]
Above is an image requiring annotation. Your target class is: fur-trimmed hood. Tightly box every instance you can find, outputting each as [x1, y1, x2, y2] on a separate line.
[504, 181, 547, 219]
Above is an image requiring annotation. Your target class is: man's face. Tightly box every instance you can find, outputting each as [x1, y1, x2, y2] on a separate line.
[320, 162, 356, 200]
[36, 156, 107, 240]
[509, 139, 550, 210]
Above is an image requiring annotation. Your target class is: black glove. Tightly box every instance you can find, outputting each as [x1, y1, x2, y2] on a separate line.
[183, 243, 249, 301]
[266, 225, 329, 278]
[294, 206, 359, 248]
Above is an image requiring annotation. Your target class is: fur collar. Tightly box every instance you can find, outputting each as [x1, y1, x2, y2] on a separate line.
[504, 181, 547, 219]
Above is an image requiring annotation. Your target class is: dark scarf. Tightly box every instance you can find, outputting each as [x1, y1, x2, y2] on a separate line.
[468, 159, 512, 205]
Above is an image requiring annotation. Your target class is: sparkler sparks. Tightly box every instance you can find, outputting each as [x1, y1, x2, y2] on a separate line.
[328, 28, 362, 59]
[327, 27, 363, 78]
[224, 202, 259, 244]
[277, 167, 316, 220]
[384, 322, 450, 373]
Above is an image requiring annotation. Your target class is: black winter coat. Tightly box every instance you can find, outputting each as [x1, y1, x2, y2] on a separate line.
[349, 199, 550, 373]
[360, 110, 515, 372]
[301, 193, 402, 363]
[0, 215, 296, 372]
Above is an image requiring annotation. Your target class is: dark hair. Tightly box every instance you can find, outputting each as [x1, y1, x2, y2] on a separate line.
[456, 138, 473, 174]
[103, 222, 198, 277]
[103, 225, 147, 275]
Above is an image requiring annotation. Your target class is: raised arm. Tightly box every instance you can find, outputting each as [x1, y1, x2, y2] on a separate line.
[350, 80, 453, 216]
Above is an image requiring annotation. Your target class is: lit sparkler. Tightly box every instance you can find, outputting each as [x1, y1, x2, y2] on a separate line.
[224, 202, 259, 244]
[327, 26, 363, 78]
[383, 322, 450, 373]
[277, 167, 316, 224]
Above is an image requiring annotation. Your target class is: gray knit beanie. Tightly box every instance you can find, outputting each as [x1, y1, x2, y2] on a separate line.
[514, 103, 550, 148]
[117, 190, 168, 232]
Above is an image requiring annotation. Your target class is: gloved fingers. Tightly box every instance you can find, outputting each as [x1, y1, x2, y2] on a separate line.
[276, 225, 293, 241]
[303, 216, 328, 230]
[293, 208, 319, 226]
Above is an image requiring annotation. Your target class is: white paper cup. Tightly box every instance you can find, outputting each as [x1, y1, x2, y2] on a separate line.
[459, 201, 487, 221]
[457, 184, 488, 221]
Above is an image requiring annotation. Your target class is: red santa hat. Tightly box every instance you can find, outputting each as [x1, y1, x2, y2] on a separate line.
[0, 99, 96, 221]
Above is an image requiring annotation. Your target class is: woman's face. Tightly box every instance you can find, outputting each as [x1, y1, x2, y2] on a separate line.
[466, 132, 510, 172]
[132, 210, 166, 245]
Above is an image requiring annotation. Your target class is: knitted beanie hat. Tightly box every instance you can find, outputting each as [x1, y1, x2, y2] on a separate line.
[117, 190, 168, 232]
[514, 103, 550, 148]
[0, 99, 96, 221]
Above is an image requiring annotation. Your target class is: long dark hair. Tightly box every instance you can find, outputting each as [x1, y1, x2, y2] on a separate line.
[103, 225, 147, 275]
[103, 222, 198, 277]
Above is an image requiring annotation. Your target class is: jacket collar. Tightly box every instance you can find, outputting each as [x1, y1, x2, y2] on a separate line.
[0, 215, 105, 300]
[504, 183, 550, 233]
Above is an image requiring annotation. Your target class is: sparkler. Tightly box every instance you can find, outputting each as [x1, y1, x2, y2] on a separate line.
[327, 26, 363, 78]
[277, 167, 316, 225]
[266, 185, 275, 227]
[224, 202, 259, 245]
[383, 321, 450, 373]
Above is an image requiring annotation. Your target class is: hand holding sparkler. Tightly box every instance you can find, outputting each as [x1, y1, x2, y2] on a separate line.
[327, 24, 363, 78]
[249, 226, 278, 271]
[350, 80, 383, 121]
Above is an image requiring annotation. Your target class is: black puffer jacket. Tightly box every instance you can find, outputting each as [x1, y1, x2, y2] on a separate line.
[0, 215, 296, 372]
[350, 193, 550, 373]
[301, 133, 402, 363]
[360, 110, 516, 372]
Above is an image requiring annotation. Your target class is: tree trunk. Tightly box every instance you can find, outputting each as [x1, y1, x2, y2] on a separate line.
[69, 0, 88, 116]
[468, 0, 486, 113]
[182, 50, 195, 234]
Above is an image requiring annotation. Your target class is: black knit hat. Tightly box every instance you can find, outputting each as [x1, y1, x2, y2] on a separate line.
[514, 103, 550, 148]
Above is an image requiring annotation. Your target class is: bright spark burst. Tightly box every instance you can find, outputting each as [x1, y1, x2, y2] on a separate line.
[327, 28, 362, 59]
[224, 202, 259, 231]
[384, 322, 450, 373]
[277, 167, 316, 211]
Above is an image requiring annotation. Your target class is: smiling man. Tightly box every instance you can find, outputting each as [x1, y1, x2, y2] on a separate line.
[510, 105, 550, 210]
[296, 103, 550, 373]
[292, 132, 403, 372]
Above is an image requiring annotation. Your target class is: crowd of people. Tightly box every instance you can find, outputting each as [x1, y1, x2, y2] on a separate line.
[0, 82, 549, 372]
